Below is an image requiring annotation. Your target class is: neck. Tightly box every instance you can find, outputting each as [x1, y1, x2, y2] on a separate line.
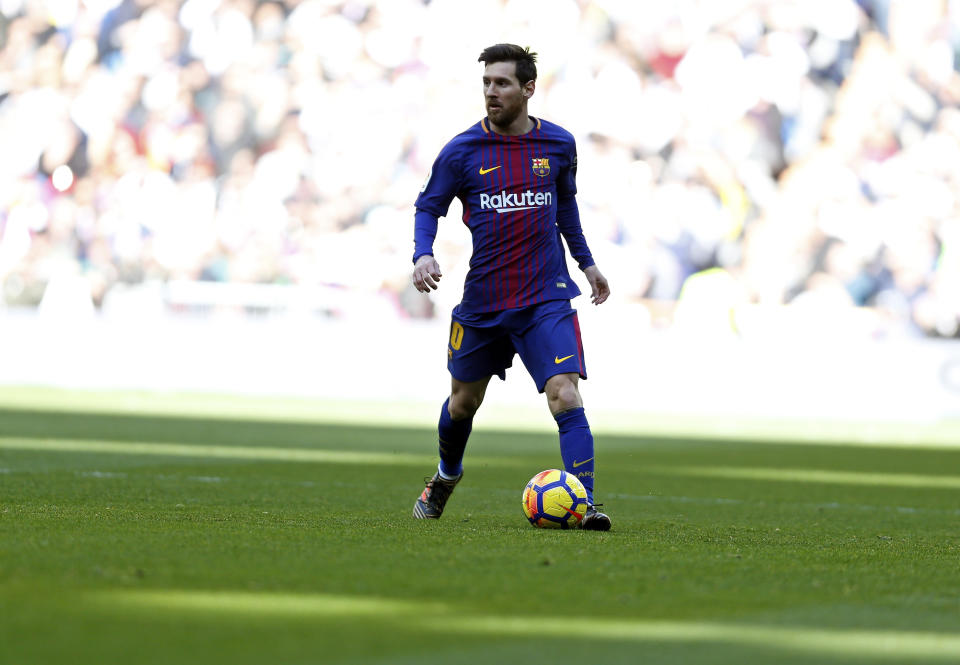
[490, 112, 534, 136]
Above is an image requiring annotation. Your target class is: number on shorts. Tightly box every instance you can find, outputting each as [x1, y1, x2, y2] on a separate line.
[450, 322, 464, 350]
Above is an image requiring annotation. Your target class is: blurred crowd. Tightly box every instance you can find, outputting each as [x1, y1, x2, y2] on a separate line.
[1, 0, 959, 336]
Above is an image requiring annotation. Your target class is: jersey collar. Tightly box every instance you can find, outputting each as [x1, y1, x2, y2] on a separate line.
[481, 116, 541, 135]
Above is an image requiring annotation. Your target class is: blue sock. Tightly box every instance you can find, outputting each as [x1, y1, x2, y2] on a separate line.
[555, 407, 595, 503]
[437, 398, 471, 478]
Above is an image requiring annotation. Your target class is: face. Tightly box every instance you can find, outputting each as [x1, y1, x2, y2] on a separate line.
[482, 61, 534, 128]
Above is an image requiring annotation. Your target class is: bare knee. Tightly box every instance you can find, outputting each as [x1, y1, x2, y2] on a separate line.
[449, 378, 489, 420]
[545, 373, 582, 415]
[448, 395, 480, 420]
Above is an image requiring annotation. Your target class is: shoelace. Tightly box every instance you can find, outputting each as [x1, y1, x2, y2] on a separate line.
[424, 476, 455, 506]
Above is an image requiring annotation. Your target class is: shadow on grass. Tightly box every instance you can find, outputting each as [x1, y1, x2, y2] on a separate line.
[2, 407, 960, 472]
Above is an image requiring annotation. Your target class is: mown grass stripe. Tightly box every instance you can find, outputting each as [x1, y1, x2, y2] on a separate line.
[649, 464, 960, 490]
[0, 437, 442, 467]
[93, 590, 960, 661]
[5, 437, 960, 489]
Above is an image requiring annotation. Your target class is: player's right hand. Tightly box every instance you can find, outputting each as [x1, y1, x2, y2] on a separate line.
[413, 255, 442, 293]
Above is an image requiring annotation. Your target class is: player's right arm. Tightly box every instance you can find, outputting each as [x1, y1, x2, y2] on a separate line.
[412, 141, 463, 293]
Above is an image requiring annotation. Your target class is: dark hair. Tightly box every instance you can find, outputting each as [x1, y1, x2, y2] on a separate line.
[478, 44, 538, 85]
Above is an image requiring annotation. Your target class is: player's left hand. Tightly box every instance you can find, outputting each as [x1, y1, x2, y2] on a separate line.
[583, 265, 610, 305]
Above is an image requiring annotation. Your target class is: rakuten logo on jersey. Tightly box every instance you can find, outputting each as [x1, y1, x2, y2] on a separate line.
[479, 190, 553, 214]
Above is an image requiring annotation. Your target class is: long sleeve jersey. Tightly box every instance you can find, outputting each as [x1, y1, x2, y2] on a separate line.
[413, 116, 595, 314]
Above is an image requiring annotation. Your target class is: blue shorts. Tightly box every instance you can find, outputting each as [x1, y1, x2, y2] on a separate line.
[447, 299, 587, 393]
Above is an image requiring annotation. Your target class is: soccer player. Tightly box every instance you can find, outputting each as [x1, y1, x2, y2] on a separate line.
[411, 44, 611, 531]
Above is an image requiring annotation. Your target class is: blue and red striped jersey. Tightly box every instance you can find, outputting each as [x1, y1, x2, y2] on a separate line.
[414, 116, 595, 314]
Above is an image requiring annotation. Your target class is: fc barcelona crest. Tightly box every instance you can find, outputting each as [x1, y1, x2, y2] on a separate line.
[531, 157, 550, 177]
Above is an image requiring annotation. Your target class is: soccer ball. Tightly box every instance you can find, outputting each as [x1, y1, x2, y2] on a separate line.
[522, 469, 588, 529]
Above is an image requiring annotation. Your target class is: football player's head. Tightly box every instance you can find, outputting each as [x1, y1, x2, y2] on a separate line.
[478, 44, 538, 128]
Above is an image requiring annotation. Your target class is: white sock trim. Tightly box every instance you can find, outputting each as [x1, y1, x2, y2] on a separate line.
[437, 464, 460, 481]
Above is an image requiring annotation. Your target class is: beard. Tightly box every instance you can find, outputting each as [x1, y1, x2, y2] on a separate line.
[487, 100, 522, 128]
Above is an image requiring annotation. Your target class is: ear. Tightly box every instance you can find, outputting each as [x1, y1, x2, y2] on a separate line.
[523, 80, 536, 99]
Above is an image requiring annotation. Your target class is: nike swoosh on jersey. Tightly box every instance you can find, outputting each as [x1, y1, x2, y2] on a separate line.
[554, 354, 575, 364]
[572, 457, 594, 468]
[479, 165, 501, 175]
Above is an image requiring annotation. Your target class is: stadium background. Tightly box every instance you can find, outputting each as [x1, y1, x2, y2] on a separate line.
[1, 0, 959, 425]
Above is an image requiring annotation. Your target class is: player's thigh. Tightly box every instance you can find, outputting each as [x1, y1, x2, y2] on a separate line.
[446, 318, 515, 385]
[512, 301, 587, 393]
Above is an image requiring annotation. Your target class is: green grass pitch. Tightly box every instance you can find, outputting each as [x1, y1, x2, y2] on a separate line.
[1, 388, 958, 664]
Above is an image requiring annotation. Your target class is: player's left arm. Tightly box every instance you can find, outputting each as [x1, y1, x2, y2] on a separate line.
[556, 139, 609, 305]
[557, 197, 610, 305]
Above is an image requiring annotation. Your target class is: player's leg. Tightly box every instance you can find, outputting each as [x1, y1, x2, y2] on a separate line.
[513, 301, 611, 531]
[413, 377, 490, 520]
[512, 300, 594, 499]
[544, 373, 610, 530]
[414, 315, 513, 520]
[544, 372, 594, 501]
[439, 375, 492, 478]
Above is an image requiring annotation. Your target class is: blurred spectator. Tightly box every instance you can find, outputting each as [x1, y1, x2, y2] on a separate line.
[0, 0, 958, 337]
